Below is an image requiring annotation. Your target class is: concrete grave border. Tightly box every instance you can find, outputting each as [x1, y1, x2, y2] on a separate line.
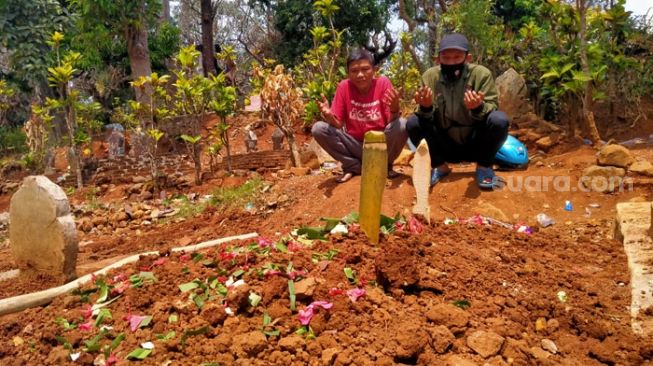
[613, 202, 653, 336]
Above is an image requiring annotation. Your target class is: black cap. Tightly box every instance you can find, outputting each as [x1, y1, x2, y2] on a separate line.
[439, 33, 469, 53]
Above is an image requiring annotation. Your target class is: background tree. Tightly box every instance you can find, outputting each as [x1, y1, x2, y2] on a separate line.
[70, 0, 161, 105]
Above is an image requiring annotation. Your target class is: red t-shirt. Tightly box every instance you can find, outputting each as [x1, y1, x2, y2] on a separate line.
[330, 76, 394, 141]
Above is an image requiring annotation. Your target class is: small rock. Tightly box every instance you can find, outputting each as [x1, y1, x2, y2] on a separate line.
[226, 284, 251, 312]
[231, 331, 267, 357]
[278, 335, 306, 353]
[466, 330, 505, 358]
[289, 167, 310, 176]
[580, 165, 626, 193]
[535, 136, 557, 151]
[541, 339, 558, 354]
[426, 304, 470, 334]
[597, 144, 634, 168]
[529, 346, 551, 360]
[200, 303, 227, 326]
[78, 217, 93, 232]
[132, 176, 148, 183]
[628, 160, 653, 176]
[430, 325, 455, 354]
[322, 347, 340, 365]
[150, 209, 160, 219]
[546, 319, 560, 332]
[294, 277, 318, 299]
[446, 355, 479, 366]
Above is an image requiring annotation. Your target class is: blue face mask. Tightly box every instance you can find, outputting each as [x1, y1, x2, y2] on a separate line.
[440, 62, 465, 82]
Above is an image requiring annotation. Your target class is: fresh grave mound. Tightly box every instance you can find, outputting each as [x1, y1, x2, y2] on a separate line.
[0, 222, 651, 366]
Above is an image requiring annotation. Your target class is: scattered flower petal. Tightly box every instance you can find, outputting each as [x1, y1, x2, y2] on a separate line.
[111, 273, 128, 283]
[311, 301, 333, 310]
[287, 241, 304, 252]
[79, 321, 93, 332]
[70, 352, 81, 362]
[141, 342, 155, 350]
[257, 236, 273, 248]
[152, 258, 166, 267]
[106, 353, 118, 366]
[346, 288, 366, 303]
[225, 307, 234, 316]
[81, 304, 93, 320]
[126, 315, 148, 332]
[408, 216, 424, 234]
[298, 306, 315, 326]
[328, 288, 345, 297]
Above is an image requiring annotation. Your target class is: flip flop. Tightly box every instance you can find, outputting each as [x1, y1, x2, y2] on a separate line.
[430, 168, 450, 186]
[476, 166, 503, 190]
[336, 172, 354, 183]
[387, 169, 401, 179]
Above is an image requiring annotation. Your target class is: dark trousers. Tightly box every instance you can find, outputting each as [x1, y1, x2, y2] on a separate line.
[406, 111, 509, 168]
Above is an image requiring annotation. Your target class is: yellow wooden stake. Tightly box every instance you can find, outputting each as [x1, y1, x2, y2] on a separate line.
[359, 131, 387, 244]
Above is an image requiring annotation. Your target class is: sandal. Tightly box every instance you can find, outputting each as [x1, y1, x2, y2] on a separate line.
[387, 169, 401, 179]
[475, 166, 503, 190]
[430, 168, 450, 186]
[336, 172, 354, 184]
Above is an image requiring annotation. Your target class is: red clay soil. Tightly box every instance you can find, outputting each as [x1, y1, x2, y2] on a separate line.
[0, 223, 651, 365]
[1, 143, 653, 298]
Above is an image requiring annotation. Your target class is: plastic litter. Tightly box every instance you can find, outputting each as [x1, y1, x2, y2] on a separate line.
[443, 214, 533, 234]
[564, 200, 573, 211]
[536, 213, 555, 227]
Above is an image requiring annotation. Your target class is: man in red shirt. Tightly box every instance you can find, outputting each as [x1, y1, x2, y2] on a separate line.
[312, 48, 407, 183]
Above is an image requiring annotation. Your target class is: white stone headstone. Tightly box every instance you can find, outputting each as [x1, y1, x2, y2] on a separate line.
[9, 176, 78, 282]
[412, 140, 431, 223]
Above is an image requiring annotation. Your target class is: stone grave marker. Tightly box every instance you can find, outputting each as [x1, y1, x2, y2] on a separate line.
[9, 176, 78, 282]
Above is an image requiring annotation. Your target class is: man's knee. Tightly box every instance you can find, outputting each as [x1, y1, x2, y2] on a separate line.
[487, 111, 509, 132]
[311, 121, 331, 138]
[406, 114, 420, 132]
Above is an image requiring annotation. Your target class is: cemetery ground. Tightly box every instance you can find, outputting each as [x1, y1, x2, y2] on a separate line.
[1, 115, 653, 365]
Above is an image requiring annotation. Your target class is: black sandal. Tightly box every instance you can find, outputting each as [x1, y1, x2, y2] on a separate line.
[336, 172, 354, 183]
[387, 169, 401, 179]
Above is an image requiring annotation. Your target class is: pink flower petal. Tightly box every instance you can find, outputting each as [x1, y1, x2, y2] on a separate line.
[408, 216, 424, 234]
[111, 272, 128, 283]
[79, 321, 93, 332]
[264, 270, 283, 277]
[127, 315, 148, 332]
[287, 241, 303, 252]
[81, 304, 93, 320]
[257, 236, 273, 248]
[328, 288, 345, 297]
[298, 306, 314, 326]
[153, 258, 166, 266]
[346, 288, 366, 303]
[311, 301, 333, 310]
[106, 353, 118, 366]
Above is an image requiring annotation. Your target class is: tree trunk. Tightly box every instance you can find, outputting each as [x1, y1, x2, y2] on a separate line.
[201, 0, 217, 77]
[223, 128, 232, 172]
[283, 127, 302, 168]
[161, 0, 170, 22]
[193, 146, 202, 185]
[577, 0, 601, 145]
[125, 18, 153, 105]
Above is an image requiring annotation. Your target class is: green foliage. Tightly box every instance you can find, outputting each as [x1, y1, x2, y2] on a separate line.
[268, 0, 392, 66]
[208, 178, 265, 209]
[0, 0, 70, 88]
[0, 125, 27, 155]
[384, 33, 421, 111]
